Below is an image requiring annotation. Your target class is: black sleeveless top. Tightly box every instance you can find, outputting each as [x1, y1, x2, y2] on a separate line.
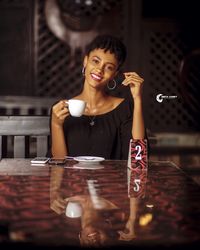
[62, 98, 133, 160]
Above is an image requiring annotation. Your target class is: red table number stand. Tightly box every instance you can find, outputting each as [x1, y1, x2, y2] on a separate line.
[127, 139, 148, 198]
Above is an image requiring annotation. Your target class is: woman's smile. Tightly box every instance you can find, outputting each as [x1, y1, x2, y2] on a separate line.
[90, 73, 103, 81]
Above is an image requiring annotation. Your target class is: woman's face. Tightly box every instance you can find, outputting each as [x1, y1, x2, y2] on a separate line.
[83, 48, 119, 89]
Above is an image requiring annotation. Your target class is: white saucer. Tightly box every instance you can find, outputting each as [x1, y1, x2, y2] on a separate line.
[69, 163, 104, 170]
[73, 156, 105, 164]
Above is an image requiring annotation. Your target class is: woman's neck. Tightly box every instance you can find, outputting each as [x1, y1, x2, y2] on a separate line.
[81, 208, 99, 228]
[79, 85, 109, 114]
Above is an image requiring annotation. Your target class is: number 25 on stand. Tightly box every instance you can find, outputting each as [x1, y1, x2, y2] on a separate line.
[127, 139, 148, 198]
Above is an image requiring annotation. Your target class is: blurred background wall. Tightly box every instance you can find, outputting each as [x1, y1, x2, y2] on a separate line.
[0, 0, 200, 133]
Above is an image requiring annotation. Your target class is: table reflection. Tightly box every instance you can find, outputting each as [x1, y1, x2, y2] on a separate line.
[49, 162, 150, 247]
[0, 159, 199, 248]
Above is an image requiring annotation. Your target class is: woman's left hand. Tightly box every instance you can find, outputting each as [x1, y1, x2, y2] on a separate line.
[122, 72, 144, 100]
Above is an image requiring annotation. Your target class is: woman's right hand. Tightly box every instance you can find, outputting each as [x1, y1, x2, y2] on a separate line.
[51, 100, 69, 127]
[50, 193, 67, 215]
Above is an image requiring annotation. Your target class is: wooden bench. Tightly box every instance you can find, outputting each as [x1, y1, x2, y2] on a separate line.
[0, 116, 50, 158]
[0, 96, 57, 115]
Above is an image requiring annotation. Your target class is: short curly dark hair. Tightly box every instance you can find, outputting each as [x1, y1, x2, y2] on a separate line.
[85, 34, 127, 70]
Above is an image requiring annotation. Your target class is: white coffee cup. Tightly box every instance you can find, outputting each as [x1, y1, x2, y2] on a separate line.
[65, 201, 82, 218]
[66, 99, 86, 117]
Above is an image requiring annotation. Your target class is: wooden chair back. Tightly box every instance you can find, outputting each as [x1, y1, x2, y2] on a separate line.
[0, 116, 50, 158]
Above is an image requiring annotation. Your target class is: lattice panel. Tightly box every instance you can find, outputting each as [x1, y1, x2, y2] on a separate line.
[142, 23, 200, 132]
[36, 1, 81, 98]
[179, 51, 200, 130]
[35, 0, 125, 98]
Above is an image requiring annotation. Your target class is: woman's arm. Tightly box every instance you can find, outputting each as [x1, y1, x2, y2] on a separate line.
[51, 100, 69, 157]
[122, 72, 145, 139]
[50, 167, 66, 214]
[118, 197, 138, 241]
[132, 97, 145, 139]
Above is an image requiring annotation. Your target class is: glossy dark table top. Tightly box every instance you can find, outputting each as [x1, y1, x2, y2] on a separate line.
[0, 159, 199, 249]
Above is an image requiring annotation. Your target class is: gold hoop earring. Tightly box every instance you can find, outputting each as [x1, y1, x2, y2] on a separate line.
[107, 79, 116, 90]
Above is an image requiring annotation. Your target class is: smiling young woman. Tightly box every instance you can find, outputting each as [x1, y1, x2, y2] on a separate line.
[49, 34, 145, 160]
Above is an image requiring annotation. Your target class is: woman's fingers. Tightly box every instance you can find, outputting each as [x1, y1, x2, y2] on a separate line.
[56, 107, 68, 117]
[122, 72, 144, 99]
[122, 79, 142, 86]
[53, 100, 69, 113]
[123, 72, 144, 84]
[51, 100, 70, 125]
[124, 72, 143, 79]
[122, 78, 143, 87]
[50, 198, 66, 214]
[118, 230, 136, 241]
[53, 100, 67, 113]
[122, 72, 144, 86]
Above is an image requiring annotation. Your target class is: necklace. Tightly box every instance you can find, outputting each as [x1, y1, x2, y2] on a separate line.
[89, 116, 96, 126]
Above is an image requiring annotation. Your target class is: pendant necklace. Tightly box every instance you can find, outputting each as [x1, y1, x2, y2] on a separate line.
[89, 116, 96, 126]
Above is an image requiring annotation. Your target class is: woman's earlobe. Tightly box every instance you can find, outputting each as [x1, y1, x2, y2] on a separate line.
[82, 67, 85, 76]
[83, 56, 88, 67]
